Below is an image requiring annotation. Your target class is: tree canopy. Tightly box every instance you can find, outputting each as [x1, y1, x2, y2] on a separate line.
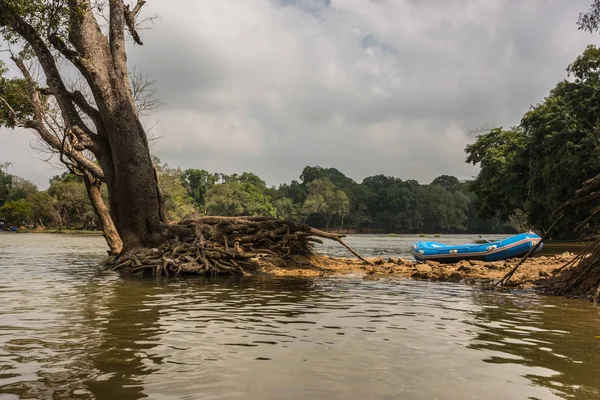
[466, 45, 600, 238]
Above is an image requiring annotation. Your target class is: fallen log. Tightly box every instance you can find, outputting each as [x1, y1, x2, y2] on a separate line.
[106, 216, 372, 276]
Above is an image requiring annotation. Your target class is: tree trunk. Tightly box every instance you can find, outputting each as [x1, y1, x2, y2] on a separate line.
[0, 1, 165, 252]
[325, 214, 332, 231]
[67, 1, 165, 251]
[83, 174, 123, 255]
[97, 107, 164, 251]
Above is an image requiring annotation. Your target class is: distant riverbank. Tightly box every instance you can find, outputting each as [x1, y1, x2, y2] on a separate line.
[13, 228, 103, 235]
[6, 229, 588, 256]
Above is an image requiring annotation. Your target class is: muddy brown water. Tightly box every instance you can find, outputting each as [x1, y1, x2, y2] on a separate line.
[1, 233, 599, 399]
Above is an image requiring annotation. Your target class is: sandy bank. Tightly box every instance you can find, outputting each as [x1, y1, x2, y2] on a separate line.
[251, 252, 576, 289]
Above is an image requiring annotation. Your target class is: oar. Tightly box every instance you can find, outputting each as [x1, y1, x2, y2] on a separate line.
[479, 235, 492, 243]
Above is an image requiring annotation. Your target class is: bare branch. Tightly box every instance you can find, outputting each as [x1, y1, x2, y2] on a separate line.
[467, 123, 496, 138]
[129, 65, 161, 116]
[68, 89, 104, 132]
[124, 0, 146, 45]
[9, 53, 105, 181]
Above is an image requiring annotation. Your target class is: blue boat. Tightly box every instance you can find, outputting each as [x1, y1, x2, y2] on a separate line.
[410, 233, 543, 263]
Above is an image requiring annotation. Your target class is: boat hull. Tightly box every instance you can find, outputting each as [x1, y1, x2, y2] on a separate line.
[410, 233, 543, 263]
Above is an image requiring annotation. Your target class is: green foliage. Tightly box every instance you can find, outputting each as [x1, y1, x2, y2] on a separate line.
[302, 178, 350, 229]
[7, 176, 37, 201]
[273, 197, 303, 221]
[0, 162, 37, 205]
[181, 169, 218, 211]
[0, 0, 70, 45]
[205, 182, 276, 217]
[418, 185, 469, 232]
[361, 175, 420, 231]
[578, 1, 600, 34]
[26, 191, 55, 227]
[465, 127, 529, 221]
[0, 64, 37, 129]
[466, 45, 600, 238]
[300, 166, 356, 189]
[0, 162, 13, 205]
[48, 178, 96, 229]
[277, 180, 308, 204]
[221, 172, 268, 188]
[2, 161, 515, 234]
[0, 199, 32, 225]
[431, 175, 462, 192]
[155, 162, 196, 222]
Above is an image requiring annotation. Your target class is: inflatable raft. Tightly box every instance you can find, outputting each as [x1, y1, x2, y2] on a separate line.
[410, 233, 543, 263]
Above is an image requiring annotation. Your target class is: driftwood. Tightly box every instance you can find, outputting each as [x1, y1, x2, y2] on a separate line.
[107, 216, 372, 276]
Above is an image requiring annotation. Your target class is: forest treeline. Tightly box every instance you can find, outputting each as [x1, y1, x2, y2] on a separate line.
[0, 160, 514, 234]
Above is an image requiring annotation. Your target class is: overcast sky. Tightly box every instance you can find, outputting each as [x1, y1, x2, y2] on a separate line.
[1, 0, 599, 189]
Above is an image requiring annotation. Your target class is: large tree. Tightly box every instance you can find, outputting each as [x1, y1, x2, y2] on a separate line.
[0, 0, 163, 253]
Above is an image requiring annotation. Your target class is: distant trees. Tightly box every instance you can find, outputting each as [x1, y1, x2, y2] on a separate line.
[1, 163, 38, 226]
[181, 169, 218, 212]
[0, 162, 13, 206]
[27, 192, 55, 228]
[204, 173, 276, 217]
[1, 158, 516, 233]
[302, 178, 349, 229]
[0, 199, 31, 226]
[48, 175, 97, 230]
[153, 159, 196, 222]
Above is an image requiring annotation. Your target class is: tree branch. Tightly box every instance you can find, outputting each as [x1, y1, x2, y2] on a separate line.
[68, 89, 104, 133]
[124, 0, 146, 45]
[108, 0, 129, 87]
[8, 54, 105, 181]
[0, 2, 96, 140]
[0, 94, 26, 127]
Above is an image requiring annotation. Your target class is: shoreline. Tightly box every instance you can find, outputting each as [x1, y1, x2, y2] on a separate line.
[13, 229, 103, 235]
[250, 253, 576, 291]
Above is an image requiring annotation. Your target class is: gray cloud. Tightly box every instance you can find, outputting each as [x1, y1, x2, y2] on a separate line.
[2, 0, 600, 188]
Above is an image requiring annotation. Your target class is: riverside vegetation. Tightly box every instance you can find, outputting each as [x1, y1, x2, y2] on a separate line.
[0, 162, 515, 235]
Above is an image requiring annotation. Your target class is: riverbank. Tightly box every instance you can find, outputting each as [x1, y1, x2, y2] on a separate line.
[19, 228, 103, 235]
[252, 252, 576, 290]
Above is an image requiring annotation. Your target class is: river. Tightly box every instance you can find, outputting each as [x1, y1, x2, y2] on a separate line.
[1, 233, 599, 399]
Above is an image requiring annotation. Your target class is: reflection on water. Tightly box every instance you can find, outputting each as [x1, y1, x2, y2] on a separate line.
[1, 234, 599, 399]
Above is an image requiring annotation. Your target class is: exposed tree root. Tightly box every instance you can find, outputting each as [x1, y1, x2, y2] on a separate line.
[106, 216, 371, 276]
[542, 240, 600, 299]
[540, 173, 600, 299]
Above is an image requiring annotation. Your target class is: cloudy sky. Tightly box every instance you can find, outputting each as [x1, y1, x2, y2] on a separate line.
[1, 0, 599, 189]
